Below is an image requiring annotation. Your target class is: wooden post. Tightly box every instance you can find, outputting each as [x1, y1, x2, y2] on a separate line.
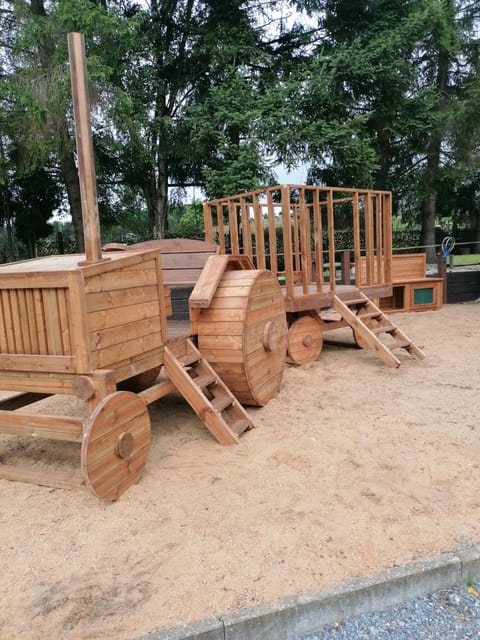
[67, 32, 103, 265]
[341, 250, 351, 284]
[436, 252, 448, 303]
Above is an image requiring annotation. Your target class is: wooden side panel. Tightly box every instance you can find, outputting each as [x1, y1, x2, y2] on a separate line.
[359, 254, 427, 283]
[85, 258, 164, 372]
[0, 287, 72, 360]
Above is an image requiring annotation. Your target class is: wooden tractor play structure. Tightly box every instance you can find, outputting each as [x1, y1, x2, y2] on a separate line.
[0, 34, 425, 500]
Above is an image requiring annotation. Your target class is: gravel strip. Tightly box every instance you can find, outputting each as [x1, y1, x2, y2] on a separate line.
[302, 580, 480, 639]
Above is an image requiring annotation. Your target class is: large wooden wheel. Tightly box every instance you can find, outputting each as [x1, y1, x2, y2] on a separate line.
[197, 269, 287, 406]
[81, 391, 151, 501]
[287, 314, 324, 365]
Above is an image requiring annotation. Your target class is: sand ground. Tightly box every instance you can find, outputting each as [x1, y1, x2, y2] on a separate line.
[0, 303, 479, 639]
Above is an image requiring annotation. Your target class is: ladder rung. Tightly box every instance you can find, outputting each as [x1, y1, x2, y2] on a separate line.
[372, 323, 395, 335]
[178, 353, 201, 367]
[192, 373, 217, 389]
[392, 339, 412, 350]
[210, 394, 234, 412]
[343, 298, 368, 307]
[357, 311, 382, 320]
[229, 418, 251, 435]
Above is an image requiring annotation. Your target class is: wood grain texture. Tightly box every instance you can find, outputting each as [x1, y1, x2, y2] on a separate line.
[287, 314, 324, 365]
[197, 269, 287, 406]
[81, 391, 151, 500]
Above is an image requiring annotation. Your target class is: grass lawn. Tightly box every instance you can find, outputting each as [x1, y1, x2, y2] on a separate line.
[452, 253, 480, 265]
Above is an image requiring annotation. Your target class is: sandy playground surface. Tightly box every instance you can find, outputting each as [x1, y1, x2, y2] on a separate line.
[0, 303, 479, 639]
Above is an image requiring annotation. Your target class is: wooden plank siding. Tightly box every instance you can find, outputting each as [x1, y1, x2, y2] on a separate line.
[0, 287, 72, 359]
[85, 256, 166, 372]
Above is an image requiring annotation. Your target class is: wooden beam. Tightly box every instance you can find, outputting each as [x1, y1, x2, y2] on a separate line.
[67, 32, 103, 265]
[0, 464, 84, 491]
[0, 412, 83, 442]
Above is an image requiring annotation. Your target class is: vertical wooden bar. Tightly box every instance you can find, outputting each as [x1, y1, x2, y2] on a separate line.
[67, 271, 91, 373]
[267, 190, 278, 274]
[281, 185, 295, 300]
[33, 289, 48, 355]
[383, 193, 393, 285]
[9, 291, 24, 353]
[299, 188, 311, 293]
[0, 295, 8, 353]
[217, 205, 226, 254]
[240, 197, 253, 262]
[42, 289, 56, 355]
[327, 190, 336, 292]
[25, 289, 39, 355]
[228, 202, 240, 255]
[341, 250, 351, 284]
[292, 204, 300, 275]
[365, 193, 374, 286]
[16, 290, 32, 353]
[313, 189, 324, 292]
[203, 203, 214, 243]
[67, 32, 102, 264]
[57, 289, 72, 354]
[253, 195, 266, 270]
[1, 291, 15, 353]
[375, 194, 383, 284]
[353, 192, 361, 287]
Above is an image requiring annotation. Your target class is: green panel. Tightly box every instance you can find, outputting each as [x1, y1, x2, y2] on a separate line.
[413, 287, 434, 305]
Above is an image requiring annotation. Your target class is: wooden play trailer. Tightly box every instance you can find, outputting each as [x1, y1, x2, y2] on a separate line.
[0, 34, 288, 500]
[0, 246, 287, 500]
[203, 185, 426, 366]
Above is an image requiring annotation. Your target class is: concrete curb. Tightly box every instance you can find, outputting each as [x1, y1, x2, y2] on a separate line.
[139, 543, 480, 640]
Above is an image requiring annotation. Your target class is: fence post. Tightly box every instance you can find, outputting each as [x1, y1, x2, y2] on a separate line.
[436, 252, 448, 303]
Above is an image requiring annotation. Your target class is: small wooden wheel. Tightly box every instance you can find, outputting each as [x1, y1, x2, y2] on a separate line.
[287, 315, 324, 365]
[81, 391, 151, 501]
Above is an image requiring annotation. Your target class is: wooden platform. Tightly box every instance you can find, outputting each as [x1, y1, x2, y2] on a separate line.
[282, 283, 393, 313]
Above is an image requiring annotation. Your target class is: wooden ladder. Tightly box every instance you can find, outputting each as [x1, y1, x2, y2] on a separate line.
[333, 293, 426, 368]
[163, 339, 253, 445]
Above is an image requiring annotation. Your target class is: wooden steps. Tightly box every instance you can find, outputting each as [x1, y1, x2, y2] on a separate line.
[333, 293, 426, 368]
[163, 339, 253, 445]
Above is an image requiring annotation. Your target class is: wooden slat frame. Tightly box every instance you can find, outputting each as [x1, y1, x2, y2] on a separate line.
[313, 191, 324, 292]
[299, 188, 311, 294]
[240, 197, 253, 261]
[353, 192, 361, 288]
[375, 194, 383, 284]
[383, 193, 393, 284]
[253, 194, 266, 270]
[281, 185, 295, 300]
[203, 202, 214, 244]
[267, 191, 278, 274]
[365, 194, 375, 286]
[327, 190, 336, 292]
[228, 201, 240, 255]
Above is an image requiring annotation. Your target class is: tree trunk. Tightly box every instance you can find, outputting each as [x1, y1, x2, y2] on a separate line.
[154, 155, 168, 238]
[420, 44, 449, 263]
[420, 197, 437, 262]
[59, 151, 84, 251]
